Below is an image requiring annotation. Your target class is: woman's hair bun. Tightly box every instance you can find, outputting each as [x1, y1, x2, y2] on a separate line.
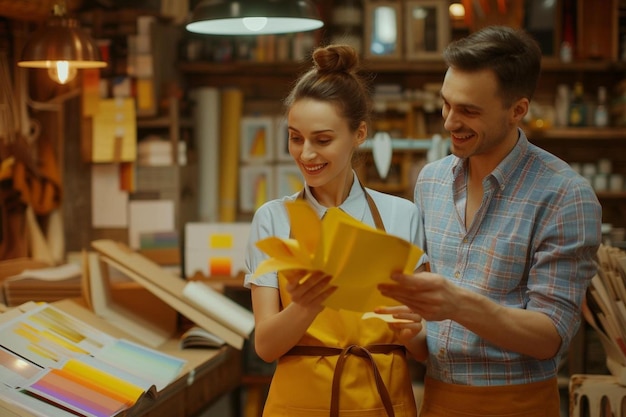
[312, 44, 359, 74]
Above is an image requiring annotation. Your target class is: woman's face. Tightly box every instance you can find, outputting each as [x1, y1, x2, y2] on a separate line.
[287, 98, 365, 191]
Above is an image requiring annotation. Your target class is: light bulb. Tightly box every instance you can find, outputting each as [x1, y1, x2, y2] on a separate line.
[47, 61, 78, 84]
[242, 17, 268, 32]
[449, 3, 465, 18]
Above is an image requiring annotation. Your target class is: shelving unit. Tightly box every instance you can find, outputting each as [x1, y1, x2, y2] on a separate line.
[179, 55, 626, 227]
[136, 96, 193, 165]
[134, 95, 198, 237]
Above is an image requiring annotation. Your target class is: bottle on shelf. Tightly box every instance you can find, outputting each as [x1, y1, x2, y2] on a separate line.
[594, 86, 609, 128]
[568, 82, 587, 127]
[560, 0, 575, 63]
[554, 84, 570, 127]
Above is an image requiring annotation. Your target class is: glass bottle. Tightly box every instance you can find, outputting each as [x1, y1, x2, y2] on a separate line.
[594, 86, 609, 127]
[568, 82, 587, 127]
[554, 84, 570, 127]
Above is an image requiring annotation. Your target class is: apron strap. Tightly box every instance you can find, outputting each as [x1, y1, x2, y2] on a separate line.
[285, 344, 404, 417]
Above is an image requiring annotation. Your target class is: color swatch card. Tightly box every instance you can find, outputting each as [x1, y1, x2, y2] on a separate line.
[184, 222, 251, 278]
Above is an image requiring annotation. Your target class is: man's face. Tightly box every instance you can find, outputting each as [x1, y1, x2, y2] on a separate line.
[440, 67, 523, 167]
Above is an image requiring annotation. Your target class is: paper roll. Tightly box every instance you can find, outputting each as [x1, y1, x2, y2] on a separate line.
[192, 87, 220, 222]
[219, 88, 243, 222]
[182, 280, 255, 338]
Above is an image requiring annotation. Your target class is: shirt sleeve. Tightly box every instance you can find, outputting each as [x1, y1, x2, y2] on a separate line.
[243, 201, 283, 289]
[527, 178, 601, 357]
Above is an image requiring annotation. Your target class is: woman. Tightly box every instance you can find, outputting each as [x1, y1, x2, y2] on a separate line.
[244, 44, 425, 417]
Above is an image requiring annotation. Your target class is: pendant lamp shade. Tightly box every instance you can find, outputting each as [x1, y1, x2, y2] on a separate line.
[186, 0, 324, 35]
[18, 15, 106, 84]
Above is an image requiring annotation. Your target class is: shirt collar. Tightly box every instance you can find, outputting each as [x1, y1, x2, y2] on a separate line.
[450, 128, 529, 189]
[303, 171, 367, 221]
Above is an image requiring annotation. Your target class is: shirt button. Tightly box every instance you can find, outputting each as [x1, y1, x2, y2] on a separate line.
[454, 271, 460, 278]
[438, 348, 445, 358]
[500, 184, 505, 190]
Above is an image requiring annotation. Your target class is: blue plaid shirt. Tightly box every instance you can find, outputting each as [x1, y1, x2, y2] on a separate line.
[415, 129, 602, 385]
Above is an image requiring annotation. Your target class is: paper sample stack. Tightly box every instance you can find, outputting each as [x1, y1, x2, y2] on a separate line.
[254, 200, 424, 313]
[0, 301, 186, 417]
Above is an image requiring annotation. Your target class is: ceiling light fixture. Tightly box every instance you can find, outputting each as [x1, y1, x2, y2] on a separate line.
[18, 1, 106, 85]
[186, 0, 324, 36]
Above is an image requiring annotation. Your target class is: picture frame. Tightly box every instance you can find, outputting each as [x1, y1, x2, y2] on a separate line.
[364, 0, 403, 60]
[275, 115, 292, 162]
[239, 165, 275, 213]
[240, 116, 275, 163]
[275, 164, 304, 198]
[404, 0, 450, 61]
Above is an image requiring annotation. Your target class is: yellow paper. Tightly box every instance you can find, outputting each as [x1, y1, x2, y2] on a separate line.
[254, 200, 424, 312]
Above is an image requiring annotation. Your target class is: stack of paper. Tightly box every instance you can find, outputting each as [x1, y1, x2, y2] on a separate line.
[584, 244, 626, 383]
[254, 200, 424, 314]
[2, 263, 82, 307]
[0, 301, 186, 417]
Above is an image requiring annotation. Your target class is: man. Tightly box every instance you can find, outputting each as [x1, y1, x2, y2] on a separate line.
[378, 26, 602, 416]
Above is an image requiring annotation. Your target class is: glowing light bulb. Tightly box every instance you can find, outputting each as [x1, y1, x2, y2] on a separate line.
[48, 61, 77, 84]
[242, 17, 268, 32]
[449, 3, 465, 18]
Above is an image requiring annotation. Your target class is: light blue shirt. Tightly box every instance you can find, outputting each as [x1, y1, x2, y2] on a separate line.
[245, 173, 426, 288]
[415, 129, 602, 385]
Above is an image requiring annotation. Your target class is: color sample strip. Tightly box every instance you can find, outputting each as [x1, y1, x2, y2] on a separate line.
[28, 368, 130, 417]
[27, 306, 108, 351]
[209, 257, 232, 276]
[28, 308, 85, 344]
[62, 358, 144, 403]
[210, 233, 233, 249]
[95, 339, 185, 391]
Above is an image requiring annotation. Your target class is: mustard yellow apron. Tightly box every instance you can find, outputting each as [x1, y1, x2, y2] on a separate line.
[262, 189, 418, 417]
[419, 376, 561, 417]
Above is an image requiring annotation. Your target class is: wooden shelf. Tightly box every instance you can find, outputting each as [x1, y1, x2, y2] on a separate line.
[527, 127, 626, 140]
[137, 116, 193, 129]
[179, 58, 626, 76]
[596, 192, 626, 199]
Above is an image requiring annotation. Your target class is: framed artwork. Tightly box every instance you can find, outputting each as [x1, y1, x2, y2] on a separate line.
[404, 0, 450, 61]
[239, 165, 275, 213]
[275, 115, 292, 162]
[364, 1, 402, 60]
[240, 116, 274, 163]
[275, 165, 304, 197]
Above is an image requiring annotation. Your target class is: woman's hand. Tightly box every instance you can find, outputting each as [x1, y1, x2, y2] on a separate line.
[284, 270, 337, 315]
